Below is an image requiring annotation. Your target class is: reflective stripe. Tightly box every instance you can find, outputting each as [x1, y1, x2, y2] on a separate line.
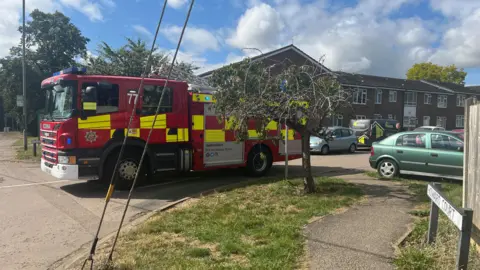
[266, 120, 277, 130]
[205, 130, 225, 142]
[166, 128, 189, 142]
[83, 102, 97, 110]
[225, 117, 237, 130]
[78, 115, 111, 129]
[140, 114, 166, 128]
[192, 94, 215, 103]
[248, 130, 259, 139]
[192, 115, 204, 130]
[282, 129, 295, 140]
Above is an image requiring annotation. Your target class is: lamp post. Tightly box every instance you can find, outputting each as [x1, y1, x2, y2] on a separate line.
[22, 0, 28, 150]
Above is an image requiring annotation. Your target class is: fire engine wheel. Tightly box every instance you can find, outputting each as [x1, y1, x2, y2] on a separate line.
[246, 145, 272, 177]
[105, 150, 147, 191]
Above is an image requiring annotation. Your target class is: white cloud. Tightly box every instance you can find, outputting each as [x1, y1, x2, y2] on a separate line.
[161, 25, 220, 53]
[59, 0, 103, 21]
[132, 25, 152, 38]
[222, 0, 480, 78]
[100, 0, 115, 8]
[168, 0, 188, 9]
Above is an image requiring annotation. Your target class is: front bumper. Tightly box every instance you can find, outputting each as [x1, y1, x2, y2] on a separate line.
[41, 158, 79, 180]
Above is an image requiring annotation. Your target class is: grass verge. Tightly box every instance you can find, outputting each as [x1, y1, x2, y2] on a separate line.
[13, 136, 41, 161]
[95, 177, 363, 270]
[365, 171, 480, 269]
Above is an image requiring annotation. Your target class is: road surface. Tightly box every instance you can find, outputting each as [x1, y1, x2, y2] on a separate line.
[0, 133, 372, 270]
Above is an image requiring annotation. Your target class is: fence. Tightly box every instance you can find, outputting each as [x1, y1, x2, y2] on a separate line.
[463, 97, 480, 243]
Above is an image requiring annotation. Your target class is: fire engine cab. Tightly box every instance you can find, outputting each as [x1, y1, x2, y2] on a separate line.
[39, 67, 302, 189]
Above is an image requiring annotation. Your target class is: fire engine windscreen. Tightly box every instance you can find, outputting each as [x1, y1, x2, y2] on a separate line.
[44, 82, 75, 120]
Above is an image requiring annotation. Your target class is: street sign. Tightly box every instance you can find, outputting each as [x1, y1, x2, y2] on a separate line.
[427, 183, 463, 229]
[16, 95, 23, 107]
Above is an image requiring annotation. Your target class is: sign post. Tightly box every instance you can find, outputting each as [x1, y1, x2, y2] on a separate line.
[427, 183, 473, 270]
[284, 119, 288, 180]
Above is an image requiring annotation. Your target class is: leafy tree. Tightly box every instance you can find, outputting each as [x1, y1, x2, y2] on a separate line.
[406, 62, 467, 84]
[0, 9, 88, 131]
[87, 38, 199, 78]
[209, 59, 349, 193]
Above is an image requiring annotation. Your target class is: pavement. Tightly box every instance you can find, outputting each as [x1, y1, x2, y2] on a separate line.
[305, 173, 414, 270]
[0, 133, 375, 270]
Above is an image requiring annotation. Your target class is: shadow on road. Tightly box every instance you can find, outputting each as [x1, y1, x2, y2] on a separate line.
[60, 165, 367, 200]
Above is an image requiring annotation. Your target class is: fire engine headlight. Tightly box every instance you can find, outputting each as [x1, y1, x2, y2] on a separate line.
[58, 156, 76, 165]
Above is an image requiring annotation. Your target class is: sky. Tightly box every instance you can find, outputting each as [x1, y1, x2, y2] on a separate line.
[1, 0, 480, 85]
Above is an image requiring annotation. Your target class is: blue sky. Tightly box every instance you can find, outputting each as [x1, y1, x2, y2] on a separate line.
[2, 0, 480, 85]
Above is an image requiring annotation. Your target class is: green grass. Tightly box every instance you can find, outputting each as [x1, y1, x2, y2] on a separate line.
[96, 177, 363, 270]
[13, 136, 41, 161]
[363, 172, 480, 269]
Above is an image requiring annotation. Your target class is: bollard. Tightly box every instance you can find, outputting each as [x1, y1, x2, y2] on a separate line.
[33, 142, 37, 157]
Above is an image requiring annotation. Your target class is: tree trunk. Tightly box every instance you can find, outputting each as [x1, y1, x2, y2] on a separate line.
[301, 132, 316, 193]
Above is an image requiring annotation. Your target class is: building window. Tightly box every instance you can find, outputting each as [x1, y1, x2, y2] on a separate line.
[388, 114, 393, 119]
[373, 114, 382, 119]
[456, 115, 464, 128]
[353, 88, 367, 104]
[389, 91, 397, 102]
[404, 91, 417, 106]
[436, 116, 447, 128]
[333, 115, 343, 126]
[424, 93, 432, 105]
[423, 116, 430, 126]
[375, 89, 382, 104]
[356, 115, 367, 120]
[437, 95, 448, 108]
[403, 117, 417, 128]
[457, 95, 466, 107]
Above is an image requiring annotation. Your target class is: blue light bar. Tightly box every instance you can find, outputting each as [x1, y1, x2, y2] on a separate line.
[53, 66, 87, 76]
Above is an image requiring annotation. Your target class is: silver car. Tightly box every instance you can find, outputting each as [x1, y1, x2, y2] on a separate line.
[310, 127, 357, 155]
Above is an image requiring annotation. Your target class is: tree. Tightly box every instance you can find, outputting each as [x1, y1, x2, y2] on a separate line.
[0, 9, 89, 132]
[87, 38, 199, 78]
[406, 62, 467, 84]
[209, 59, 349, 193]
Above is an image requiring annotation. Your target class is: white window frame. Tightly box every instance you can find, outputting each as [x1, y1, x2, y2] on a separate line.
[404, 91, 417, 106]
[423, 116, 430, 126]
[373, 114, 382, 119]
[333, 115, 344, 126]
[437, 95, 448, 108]
[403, 116, 417, 128]
[356, 115, 367, 120]
[388, 114, 393, 120]
[436, 116, 447, 129]
[375, 89, 382, 104]
[388, 90, 397, 102]
[353, 88, 367, 105]
[456, 115, 464, 128]
[424, 93, 432, 105]
[456, 95, 466, 107]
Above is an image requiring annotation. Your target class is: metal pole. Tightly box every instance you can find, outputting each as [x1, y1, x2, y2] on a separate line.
[284, 119, 288, 180]
[22, 0, 28, 151]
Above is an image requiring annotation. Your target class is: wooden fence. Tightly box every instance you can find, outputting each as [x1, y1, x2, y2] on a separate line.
[463, 97, 480, 242]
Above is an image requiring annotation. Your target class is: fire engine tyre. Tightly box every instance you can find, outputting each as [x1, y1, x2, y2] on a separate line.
[246, 145, 273, 177]
[104, 150, 147, 191]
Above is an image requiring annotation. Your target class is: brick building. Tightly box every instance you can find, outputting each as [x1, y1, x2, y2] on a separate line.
[198, 45, 479, 130]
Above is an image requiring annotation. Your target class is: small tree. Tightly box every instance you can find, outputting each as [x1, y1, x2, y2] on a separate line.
[406, 62, 467, 84]
[209, 58, 349, 193]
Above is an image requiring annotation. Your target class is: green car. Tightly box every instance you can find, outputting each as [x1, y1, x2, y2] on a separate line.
[369, 131, 464, 180]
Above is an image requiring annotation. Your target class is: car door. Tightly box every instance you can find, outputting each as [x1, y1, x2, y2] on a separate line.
[394, 133, 429, 172]
[427, 133, 463, 177]
[341, 129, 354, 150]
[328, 128, 343, 150]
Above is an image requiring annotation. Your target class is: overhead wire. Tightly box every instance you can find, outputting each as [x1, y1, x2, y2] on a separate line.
[106, 0, 196, 263]
[81, 0, 170, 269]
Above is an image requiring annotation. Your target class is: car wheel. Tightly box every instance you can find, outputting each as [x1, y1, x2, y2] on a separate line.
[377, 159, 398, 179]
[348, 143, 356, 153]
[321, 145, 329, 155]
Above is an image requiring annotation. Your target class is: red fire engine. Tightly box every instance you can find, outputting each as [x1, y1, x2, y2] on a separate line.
[39, 67, 302, 189]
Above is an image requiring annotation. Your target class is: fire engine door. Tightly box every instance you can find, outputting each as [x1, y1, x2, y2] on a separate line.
[203, 103, 244, 167]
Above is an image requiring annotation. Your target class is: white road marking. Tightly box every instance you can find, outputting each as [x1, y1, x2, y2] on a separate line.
[0, 180, 73, 189]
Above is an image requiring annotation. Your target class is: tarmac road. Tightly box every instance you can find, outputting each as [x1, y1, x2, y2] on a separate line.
[0, 133, 372, 270]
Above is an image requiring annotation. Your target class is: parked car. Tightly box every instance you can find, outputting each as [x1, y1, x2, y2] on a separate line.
[414, 126, 446, 131]
[349, 119, 401, 147]
[369, 131, 463, 180]
[310, 127, 357, 154]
